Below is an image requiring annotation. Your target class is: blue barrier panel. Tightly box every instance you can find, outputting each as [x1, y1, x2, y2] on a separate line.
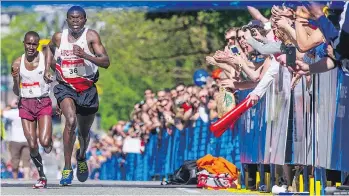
[99, 159, 108, 180]
[177, 128, 187, 169]
[207, 121, 218, 156]
[125, 153, 135, 180]
[110, 156, 117, 180]
[135, 154, 143, 180]
[172, 128, 181, 172]
[237, 89, 253, 163]
[256, 97, 267, 163]
[231, 122, 241, 170]
[198, 119, 207, 158]
[165, 129, 173, 178]
[145, 133, 157, 179]
[332, 69, 349, 172]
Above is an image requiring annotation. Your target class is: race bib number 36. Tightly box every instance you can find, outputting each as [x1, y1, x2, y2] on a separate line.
[61, 59, 86, 78]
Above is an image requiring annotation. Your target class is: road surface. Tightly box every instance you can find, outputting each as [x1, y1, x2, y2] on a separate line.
[2, 180, 244, 195]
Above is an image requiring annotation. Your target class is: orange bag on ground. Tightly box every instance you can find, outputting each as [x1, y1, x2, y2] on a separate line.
[196, 154, 238, 180]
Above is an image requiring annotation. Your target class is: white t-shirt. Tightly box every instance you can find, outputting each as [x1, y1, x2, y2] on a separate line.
[2, 109, 27, 143]
[198, 106, 209, 123]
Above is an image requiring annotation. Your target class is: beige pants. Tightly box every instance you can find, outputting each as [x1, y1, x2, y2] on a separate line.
[9, 141, 30, 170]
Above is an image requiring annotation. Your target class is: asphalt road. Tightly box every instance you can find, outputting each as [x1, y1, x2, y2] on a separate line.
[1, 180, 238, 195]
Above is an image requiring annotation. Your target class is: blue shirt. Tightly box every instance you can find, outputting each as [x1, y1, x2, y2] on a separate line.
[316, 15, 339, 44]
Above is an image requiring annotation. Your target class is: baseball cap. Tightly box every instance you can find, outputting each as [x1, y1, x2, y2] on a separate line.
[211, 69, 222, 79]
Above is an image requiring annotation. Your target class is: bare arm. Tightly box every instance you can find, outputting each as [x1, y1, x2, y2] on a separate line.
[206, 56, 233, 73]
[44, 32, 61, 83]
[295, 20, 324, 52]
[247, 6, 269, 23]
[295, 57, 336, 74]
[85, 30, 110, 69]
[235, 80, 258, 90]
[235, 57, 266, 82]
[11, 57, 21, 96]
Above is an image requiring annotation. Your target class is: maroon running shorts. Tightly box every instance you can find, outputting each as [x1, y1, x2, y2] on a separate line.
[19, 97, 52, 121]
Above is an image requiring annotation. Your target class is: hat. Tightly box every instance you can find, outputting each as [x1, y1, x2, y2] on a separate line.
[247, 20, 264, 28]
[211, 69, 222, 79]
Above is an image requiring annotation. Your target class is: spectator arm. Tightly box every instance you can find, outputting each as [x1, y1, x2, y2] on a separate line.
[247, 6, 269, 23]
[309, 57, 337, 73]
[246, 37, 282, 55]
[295, 21, 324, 52]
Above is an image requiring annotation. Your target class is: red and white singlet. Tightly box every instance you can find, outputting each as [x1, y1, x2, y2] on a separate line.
[54, 28, 99, 92]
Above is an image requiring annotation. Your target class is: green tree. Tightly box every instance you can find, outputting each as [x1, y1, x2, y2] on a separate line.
[1, 13, 48, 68]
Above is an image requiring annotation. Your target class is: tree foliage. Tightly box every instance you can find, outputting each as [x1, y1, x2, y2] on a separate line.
[1, 13, 48, 68]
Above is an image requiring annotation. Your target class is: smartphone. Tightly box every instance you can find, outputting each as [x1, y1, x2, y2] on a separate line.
[251, 29, 257, 36]
[230, 45, 240, 55]
[286, 46, 296, 67]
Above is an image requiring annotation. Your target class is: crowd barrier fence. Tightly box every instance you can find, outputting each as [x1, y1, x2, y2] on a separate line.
[97, 67, 349, 194]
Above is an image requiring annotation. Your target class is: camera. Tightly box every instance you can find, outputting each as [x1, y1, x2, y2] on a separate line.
[281, 44, 296, 67]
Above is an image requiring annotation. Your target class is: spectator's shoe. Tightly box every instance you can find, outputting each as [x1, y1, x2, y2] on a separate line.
[33, 177, 47, 189]
[76, 148, 89, 182]
[43, 139, 53, 154]
[271, 185, 287, 194]
[60, 169, 73, 186]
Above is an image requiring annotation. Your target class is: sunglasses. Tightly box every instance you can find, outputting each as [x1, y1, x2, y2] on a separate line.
[225, 36, 236, 42]
[237, 36, 245, 41]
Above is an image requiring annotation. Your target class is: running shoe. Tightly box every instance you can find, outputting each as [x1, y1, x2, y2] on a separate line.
[60, 169, 73, 186]
[33, 177, 47, 189]
[76, 148, 89, 182]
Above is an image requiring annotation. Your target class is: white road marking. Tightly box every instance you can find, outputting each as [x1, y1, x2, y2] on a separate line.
[176, 188, 201, 194]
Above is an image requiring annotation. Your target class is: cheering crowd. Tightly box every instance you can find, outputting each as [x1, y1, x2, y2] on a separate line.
[86, 1, 349, 191]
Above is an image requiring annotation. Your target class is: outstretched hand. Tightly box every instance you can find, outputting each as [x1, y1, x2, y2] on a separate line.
[246, 93, 259, 106]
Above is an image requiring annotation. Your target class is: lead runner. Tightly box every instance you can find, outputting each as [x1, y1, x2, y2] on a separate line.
[44, 6, 110, 186]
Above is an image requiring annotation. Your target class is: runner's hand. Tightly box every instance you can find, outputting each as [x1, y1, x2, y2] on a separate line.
[44, 70, 53, 83]
[73, 45, 86, 58]
[11, 66, 19, 78]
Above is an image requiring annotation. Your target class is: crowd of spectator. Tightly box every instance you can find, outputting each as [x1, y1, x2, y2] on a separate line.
[84, 1, 349, 192]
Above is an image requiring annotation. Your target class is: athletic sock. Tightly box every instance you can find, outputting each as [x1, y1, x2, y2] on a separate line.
[30, 153, 45, 178]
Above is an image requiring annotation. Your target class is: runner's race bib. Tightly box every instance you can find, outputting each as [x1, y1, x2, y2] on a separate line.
[61, 58, 86, 78]
[21, 82, 41, 98]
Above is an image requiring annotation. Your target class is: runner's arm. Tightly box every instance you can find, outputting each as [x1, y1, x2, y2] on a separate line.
[45, 33, 60, 73]
[11, 57, 21, 96]
[86, 30, 110, 69]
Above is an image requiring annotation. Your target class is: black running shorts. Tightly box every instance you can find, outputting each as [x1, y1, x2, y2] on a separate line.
[54, 83, 99, 116]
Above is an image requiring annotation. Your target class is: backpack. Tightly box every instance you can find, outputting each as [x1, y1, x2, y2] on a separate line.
[162, 160, 198, 185]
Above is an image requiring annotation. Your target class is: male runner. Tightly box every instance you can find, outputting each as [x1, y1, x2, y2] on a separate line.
[44, 6, 110, 186]
[11, 31, 53, 188]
